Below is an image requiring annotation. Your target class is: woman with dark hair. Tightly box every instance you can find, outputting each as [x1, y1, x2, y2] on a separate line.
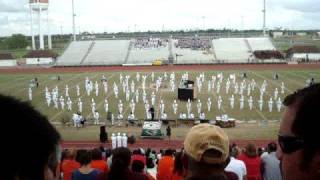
[96, 147, 149, 180]
[61, 149, 80, 180]
[71, 150, 101, 180]
[170, 152, 186, 180]
[238, 143, 262, 180]
[131, 160, 156, 180]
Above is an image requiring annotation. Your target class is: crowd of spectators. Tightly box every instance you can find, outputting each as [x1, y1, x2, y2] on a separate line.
[253, 50, 284, 60]
[2, 83, 320, 180]
[175, 37, 212, 50]
[134, 38, 168, 49]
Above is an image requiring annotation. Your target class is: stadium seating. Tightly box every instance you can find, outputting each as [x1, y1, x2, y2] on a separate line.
[213, 38, 251, 62]
[57, 41, 93, 66]
[127, 45, 169, 65]
[172, 38, 215, 64]
[84, 40, 130, 65]
[56, 37, 279, 66]
[246, 37, 275, 51]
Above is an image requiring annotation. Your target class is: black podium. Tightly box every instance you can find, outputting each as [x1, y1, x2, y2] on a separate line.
[178, 88, 194, 101]
[178, 80, 195, 101]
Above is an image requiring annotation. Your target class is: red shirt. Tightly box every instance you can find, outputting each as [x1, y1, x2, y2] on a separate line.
[157, 156, 174, 180]
[238, 154, 262, 180]
[61, 159, 80, 180]
[91, 160, 109, 173]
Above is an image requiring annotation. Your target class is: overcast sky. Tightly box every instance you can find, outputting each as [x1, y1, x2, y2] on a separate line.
[0, 0, 319, 36]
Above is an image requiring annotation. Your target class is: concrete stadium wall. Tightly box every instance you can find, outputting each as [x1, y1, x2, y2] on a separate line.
[0, 60, 17, 67]
[26, 58, 53, 65]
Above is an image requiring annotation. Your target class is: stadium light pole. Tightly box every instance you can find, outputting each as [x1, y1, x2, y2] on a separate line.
[263, 0, 266, 35]
[72, 0, 76, 41]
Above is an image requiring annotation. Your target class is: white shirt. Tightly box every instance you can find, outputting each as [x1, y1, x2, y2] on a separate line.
[225, 157, 247, 180]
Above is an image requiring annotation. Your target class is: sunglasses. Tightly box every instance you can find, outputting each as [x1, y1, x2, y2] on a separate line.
[278, 135, 305, 154]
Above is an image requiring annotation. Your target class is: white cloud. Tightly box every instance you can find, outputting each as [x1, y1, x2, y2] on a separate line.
[0, 0, 319, 36]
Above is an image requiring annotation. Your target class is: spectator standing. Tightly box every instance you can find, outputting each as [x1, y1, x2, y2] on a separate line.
[277, 83, 320, 180]
[238, 144, 262, 180]
[225, 146, 247, 180]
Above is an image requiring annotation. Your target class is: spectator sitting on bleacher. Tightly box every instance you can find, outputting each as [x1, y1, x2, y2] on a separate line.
[131, 149, 147, 167]
[0, 94, 61, 180]
[261, 142, 281, 180]
[157, 149, 174, 180]
[97, 147, 149, 180]
[277, 83, 320, 180]
[90, 148, 109, 173]
[183, 124, 238, 180]
[131, 160, 155, 180]
[61, 149, 80, 180]
[225, 146, 247, 180]
[71, 150, 101, 179]
[238, 144, 262, 180]
[170, 151, 186, 180]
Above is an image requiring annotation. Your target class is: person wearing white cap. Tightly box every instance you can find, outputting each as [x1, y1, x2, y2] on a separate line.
[116, 132, 122, 148]
[122, 133, 128, 148]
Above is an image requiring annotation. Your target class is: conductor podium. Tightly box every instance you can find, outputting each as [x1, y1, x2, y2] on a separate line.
[178, 80, 196, 101]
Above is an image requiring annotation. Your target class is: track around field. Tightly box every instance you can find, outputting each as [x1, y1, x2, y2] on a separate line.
[1, 63, 320, 74]
[62, 139, 273, 150]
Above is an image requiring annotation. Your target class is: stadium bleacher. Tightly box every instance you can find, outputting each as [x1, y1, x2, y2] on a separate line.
[84, 40, 130, 65]
[247, 37, 275, 51]
[57, 41, 93, 66]
[213, 38, 251, 62]
[56, 37, 278, 66]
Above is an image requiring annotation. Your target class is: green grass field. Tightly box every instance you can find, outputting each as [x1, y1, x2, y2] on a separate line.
[0, 68, 319, 141]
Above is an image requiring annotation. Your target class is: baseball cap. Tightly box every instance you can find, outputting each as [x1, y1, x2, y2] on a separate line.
[184, 123, 229, 164]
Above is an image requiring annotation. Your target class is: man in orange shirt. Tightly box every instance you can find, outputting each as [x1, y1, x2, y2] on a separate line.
[61, 149, 80, 180]
[157, 149, 174, 180]
[90, 148, 109, 173]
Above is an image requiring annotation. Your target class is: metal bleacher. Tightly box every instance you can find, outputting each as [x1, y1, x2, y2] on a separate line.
[126, 44, 169, 65]
[172, 40, 215, 64]
[83, 40, 130, 65]
[246, 37, 275, 51]
[212, 38, 251, 62]
[57, 41, 93, 66]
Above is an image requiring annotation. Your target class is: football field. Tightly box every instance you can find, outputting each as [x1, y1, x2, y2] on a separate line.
[0, 65, 319, 141]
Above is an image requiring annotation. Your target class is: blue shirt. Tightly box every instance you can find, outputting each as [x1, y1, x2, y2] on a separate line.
[71, 169, 101, 180]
